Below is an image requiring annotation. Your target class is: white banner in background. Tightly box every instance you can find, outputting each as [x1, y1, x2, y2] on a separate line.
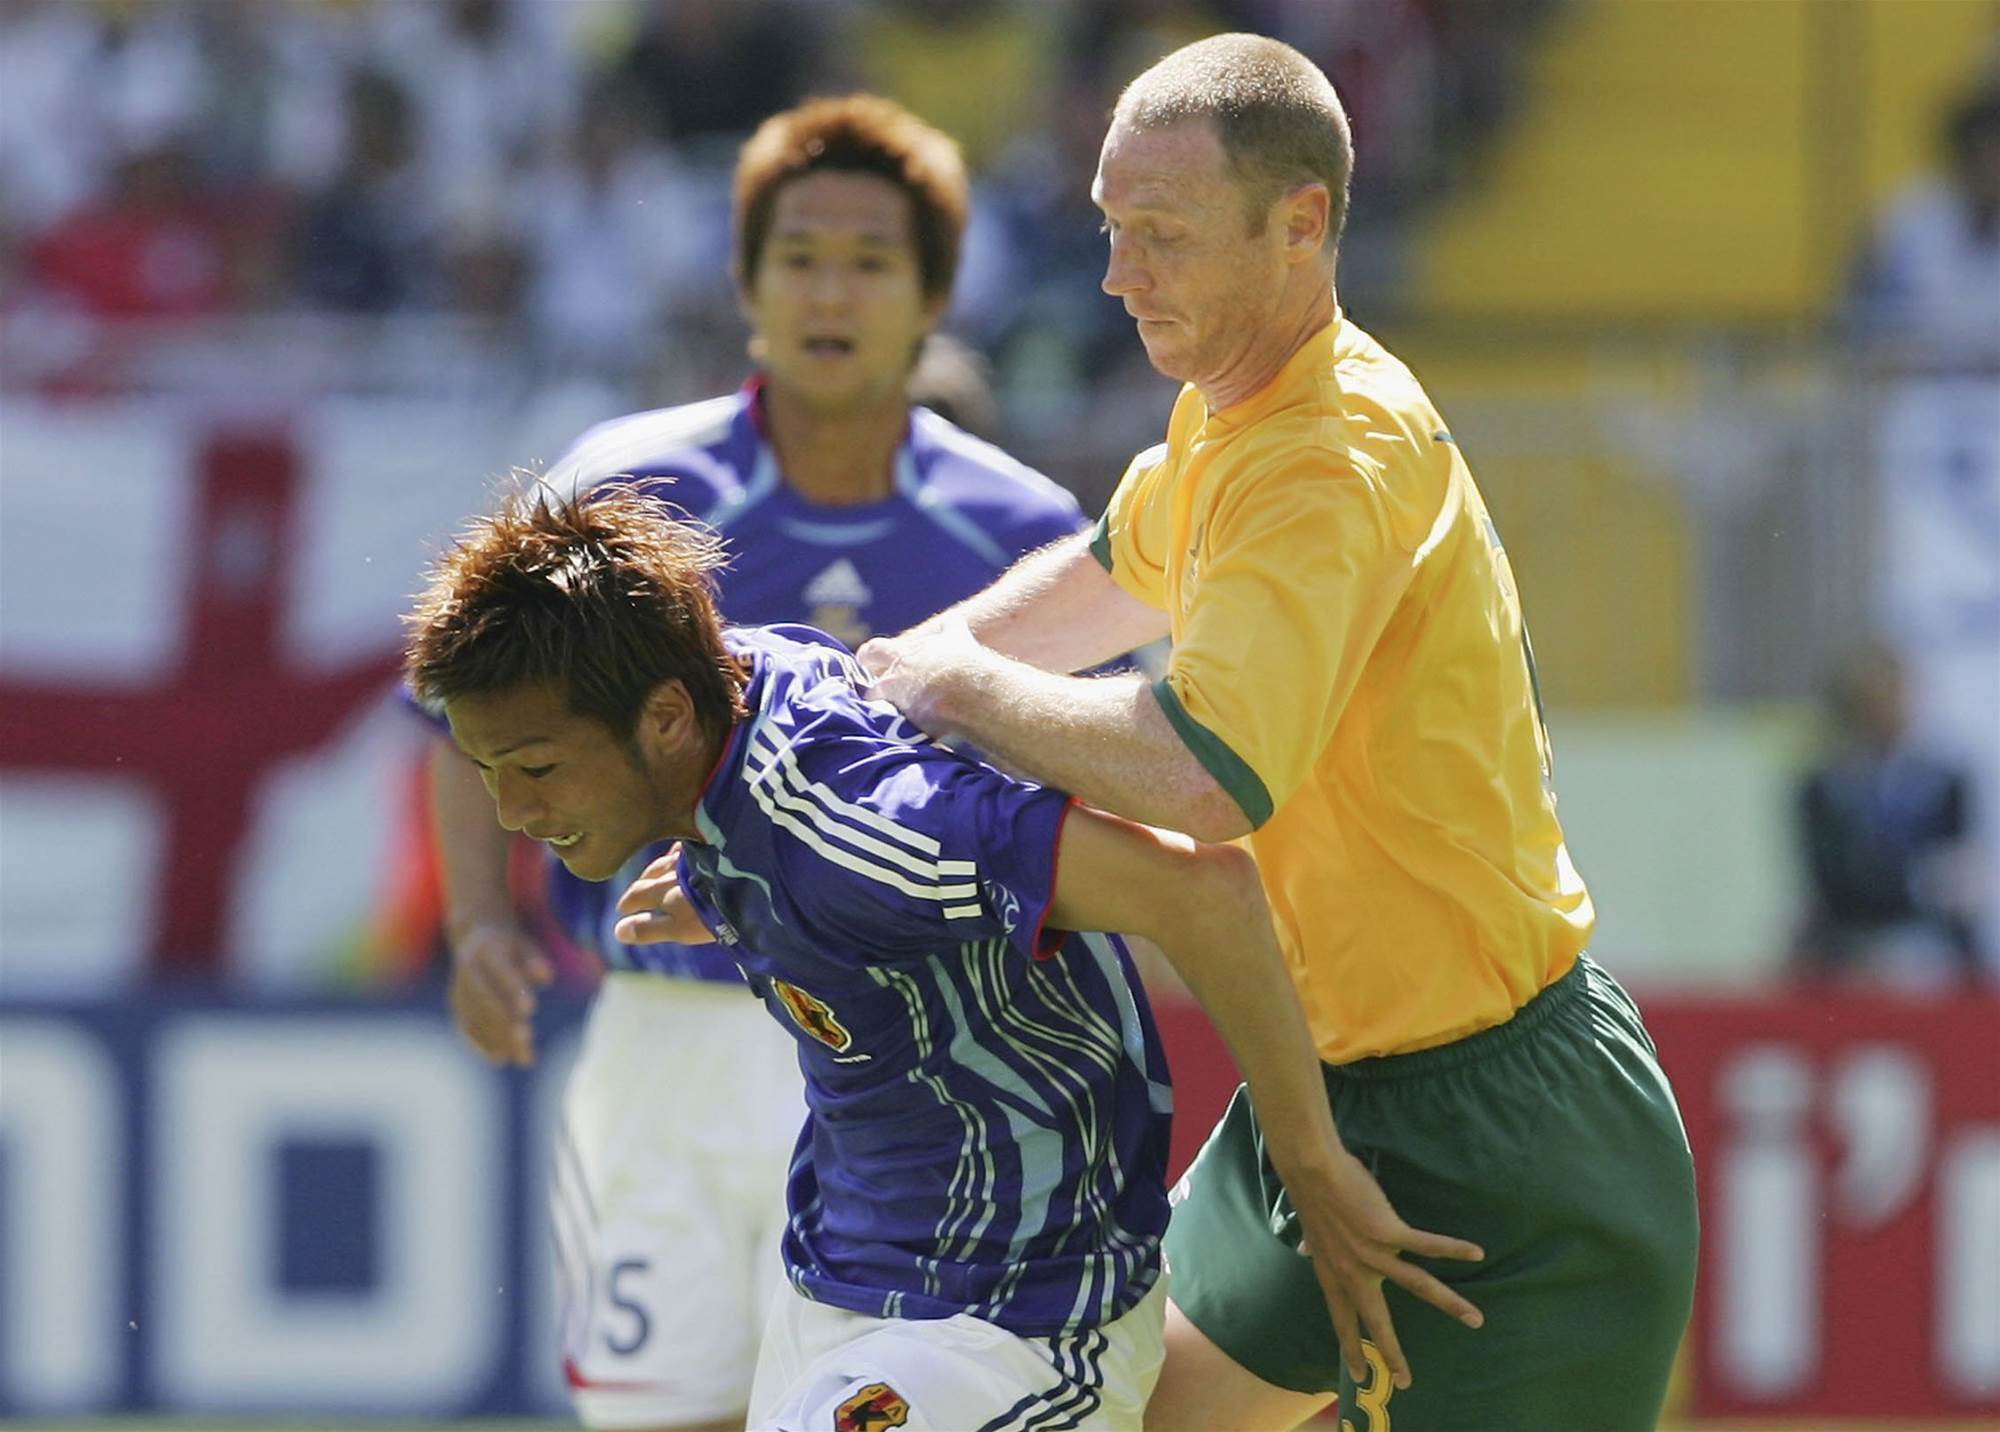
[0, 392, 587, 986]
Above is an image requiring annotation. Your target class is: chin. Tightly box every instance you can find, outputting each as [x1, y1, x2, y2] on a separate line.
[559, 844, 626, 883]
[1139, 341, 1193, 384]
[1144, 332, 1184, 380]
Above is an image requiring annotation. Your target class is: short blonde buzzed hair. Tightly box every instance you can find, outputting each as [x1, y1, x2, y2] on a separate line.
[1116, 33, 1353, 254]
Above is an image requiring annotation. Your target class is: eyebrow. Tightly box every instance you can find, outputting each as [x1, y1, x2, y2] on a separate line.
[771, 228, 904, 245]
[460, 736, 554, 766]
[1093, 187, 1186, 215]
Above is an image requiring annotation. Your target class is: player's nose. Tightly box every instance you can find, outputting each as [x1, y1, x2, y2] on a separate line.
[808, 263, 854, 309]
[1101, 237, 1145, 298]
[492, 772, 542, 832]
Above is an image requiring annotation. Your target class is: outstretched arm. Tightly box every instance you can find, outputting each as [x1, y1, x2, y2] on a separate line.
[862, 621, 1250, 841]
[897, 531, 1168, 674]
[1047, 807, 1485, 1390]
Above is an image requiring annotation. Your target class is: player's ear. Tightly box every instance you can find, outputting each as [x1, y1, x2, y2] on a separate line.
[1281, 181, 1331, 261]
[639, 679, 699, 749]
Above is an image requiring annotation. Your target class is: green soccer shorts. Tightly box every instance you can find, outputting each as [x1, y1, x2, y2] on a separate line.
[1162, 956, 1699, 1431]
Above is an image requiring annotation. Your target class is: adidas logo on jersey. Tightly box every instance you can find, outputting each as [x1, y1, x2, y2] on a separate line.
[804, 558, 873, 608]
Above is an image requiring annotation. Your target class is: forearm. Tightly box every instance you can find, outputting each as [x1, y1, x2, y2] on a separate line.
[933, 656, 1249, 841]
[913, 533, 1167, 674]
[428, 738, 515, 938]
[1146, 846, 1341, 1174]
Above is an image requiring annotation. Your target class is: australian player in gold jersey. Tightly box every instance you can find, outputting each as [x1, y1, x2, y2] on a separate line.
[860, 31, 1698, 1432]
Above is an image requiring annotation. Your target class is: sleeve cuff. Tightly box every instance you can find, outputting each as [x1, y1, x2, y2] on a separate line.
[1151, 676, 1275, 829]
[1023, 796, 1077, 961]
[1088, 510, 1115, 571]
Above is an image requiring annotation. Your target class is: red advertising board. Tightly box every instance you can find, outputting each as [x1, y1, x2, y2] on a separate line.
[1151, 987, 2000, 1421]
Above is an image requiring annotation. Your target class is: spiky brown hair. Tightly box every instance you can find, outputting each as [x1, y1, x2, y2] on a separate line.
[405, 482, 748, 740]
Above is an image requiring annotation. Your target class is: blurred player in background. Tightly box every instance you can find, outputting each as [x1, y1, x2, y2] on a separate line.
[408, 486, 1481, 1431]
[861, 33, 1699, 1432]
[429, 96, 1086, 1431]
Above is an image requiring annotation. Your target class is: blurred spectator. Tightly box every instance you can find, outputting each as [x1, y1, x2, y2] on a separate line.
[1851, 77, 2000, 368]
[28, 139, 231, 318]
[513, 74, 719, 374]
[290, 68, 434, 313]
[1267, 0, 1441, 213]
[0, 0, 104, 231]
[612, 0, 822, 159]
[370, 0, 571, 234]
[1792, 639, 1987, 989]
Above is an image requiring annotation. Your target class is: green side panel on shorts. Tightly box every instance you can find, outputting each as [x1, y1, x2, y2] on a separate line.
[1162, 957, 1700, 1431]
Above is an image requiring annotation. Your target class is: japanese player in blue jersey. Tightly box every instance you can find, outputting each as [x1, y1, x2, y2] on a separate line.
[407, 486, 1479, 1431]
[424, 98, 1086, 1431]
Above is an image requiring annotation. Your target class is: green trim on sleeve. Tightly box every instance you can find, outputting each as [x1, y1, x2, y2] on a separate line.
[1150, 677, 1274, 829]
[1088, 510, 1115, 571]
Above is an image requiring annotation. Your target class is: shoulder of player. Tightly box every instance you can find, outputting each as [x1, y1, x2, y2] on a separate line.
[544, 393, 751, 507]
[1208, 402, 1457, 549]
[906, 407, 1083, 528]
[738, 672, 982, 900]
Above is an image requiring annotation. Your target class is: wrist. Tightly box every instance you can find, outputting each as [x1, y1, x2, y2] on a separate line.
[445, 908, 518, 950]
[924, 646, 996, 737]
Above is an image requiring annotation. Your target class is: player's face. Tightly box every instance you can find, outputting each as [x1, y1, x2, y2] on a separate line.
[744, 170, 943, 414]
[446, 681, 682, 883]
[1093, 117, 1293, 394]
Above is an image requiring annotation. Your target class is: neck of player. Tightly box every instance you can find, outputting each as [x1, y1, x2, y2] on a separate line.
[1202, 278, 1339, 414]
[654, 721, 731, 845]
[763, 383, 907, 505]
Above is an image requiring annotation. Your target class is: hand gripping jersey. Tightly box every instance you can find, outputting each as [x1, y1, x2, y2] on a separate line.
[673, 625, 1172, 1337]
[543, 381, 1085, 984]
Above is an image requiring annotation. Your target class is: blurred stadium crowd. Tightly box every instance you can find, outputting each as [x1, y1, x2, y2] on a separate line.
[0, 0, 1556, 488]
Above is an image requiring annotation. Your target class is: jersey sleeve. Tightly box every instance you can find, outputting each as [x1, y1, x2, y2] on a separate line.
[543, 421, 734, 526]
[1157, 459, 1419, 827]
[1089, 442, 1170, 610]
[772, 741, 1076, 964]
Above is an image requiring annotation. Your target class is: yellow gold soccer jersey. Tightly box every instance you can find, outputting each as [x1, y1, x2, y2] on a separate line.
[1091, 314, 1593, 1062]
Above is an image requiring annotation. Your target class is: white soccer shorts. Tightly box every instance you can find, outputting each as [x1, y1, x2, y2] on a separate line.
[554, 972, 804, 1428]
[746, 1275, 1168, 1431]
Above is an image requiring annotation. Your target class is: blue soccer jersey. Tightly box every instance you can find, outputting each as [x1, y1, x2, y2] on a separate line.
[671, 624, 1172, 1336]
[541, 380, 1085, 983]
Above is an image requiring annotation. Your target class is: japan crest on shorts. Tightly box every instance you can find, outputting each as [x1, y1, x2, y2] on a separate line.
[833, 1380, 910, 1432]
[773, 978, 853, 1052]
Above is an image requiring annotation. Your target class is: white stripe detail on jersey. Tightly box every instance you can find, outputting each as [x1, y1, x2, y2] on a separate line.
[750, 778, 973, 905]
[945, 941, 1130, 1333]
[747, 728, 944, 856]
[543, 394, 740, 500]
[743, 730, 986, 913]
[747, 774, 979, 906]
[751, 736, 967, 885]
[702, 441, 782, 530]
[896, 444, 1016, 569]
[870, 966, 995, 1268]
[967, 939, 1132, 1330]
